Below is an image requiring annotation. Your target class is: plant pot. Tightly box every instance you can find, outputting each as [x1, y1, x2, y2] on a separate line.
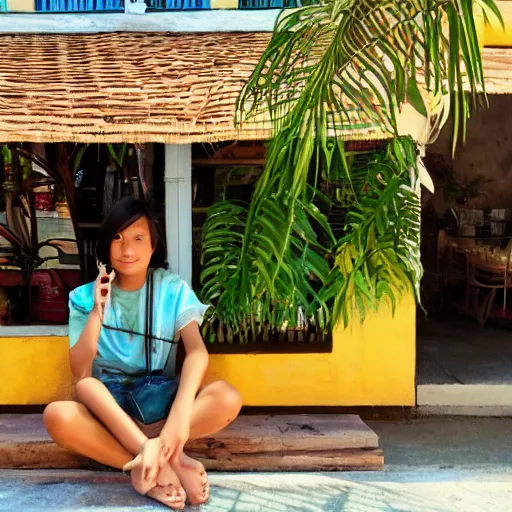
[34, 191, 55, 212]
[31, 270, 68, 324]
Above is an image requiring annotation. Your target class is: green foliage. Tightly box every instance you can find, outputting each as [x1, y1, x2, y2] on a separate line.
[107, 143, 128, 169]
[200, 195, 333, 342]
[1, 144, 10, 165]
[237, 0, 502, 152]
[323, 138, 422, 327]
[444, 174, 492, 204]
[201, 137, 421, 338]
[200, 0, 502, 339]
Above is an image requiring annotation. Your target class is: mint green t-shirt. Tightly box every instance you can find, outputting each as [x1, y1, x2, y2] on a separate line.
[68, 268, 209, 377]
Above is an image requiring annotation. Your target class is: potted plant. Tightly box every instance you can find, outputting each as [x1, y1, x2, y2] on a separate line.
[0, 143, 86, 323]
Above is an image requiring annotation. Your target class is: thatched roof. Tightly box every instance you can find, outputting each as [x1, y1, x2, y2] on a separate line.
[0, 32, 388, 144]
[481, 47, 512, 95]
[0, 34, 509, 144]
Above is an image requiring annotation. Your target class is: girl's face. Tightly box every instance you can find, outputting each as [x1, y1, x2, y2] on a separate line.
[109, 216, 154, 278]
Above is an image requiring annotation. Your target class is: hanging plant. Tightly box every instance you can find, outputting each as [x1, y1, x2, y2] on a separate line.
[321, 137, 423, 327]
[201, 0, 502, 340]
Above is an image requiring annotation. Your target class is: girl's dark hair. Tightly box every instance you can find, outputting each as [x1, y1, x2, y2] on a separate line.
[96, 196, 167, 270]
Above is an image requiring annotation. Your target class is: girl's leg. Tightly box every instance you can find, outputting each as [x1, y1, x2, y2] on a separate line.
[74, 377, 187, 508]
[43, 379, 186, 509]
[74, 377, 146, 455]
[43, 400, 134, 469]
[122, 379, 243, 506]
[170, 380, 243, 506]
[43, 401, 154, 495]
[188, 380, 243, 440]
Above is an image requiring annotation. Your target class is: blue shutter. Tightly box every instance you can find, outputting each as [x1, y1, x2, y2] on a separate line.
[35, 0, 210, 11]
[238, 0, 297, 8]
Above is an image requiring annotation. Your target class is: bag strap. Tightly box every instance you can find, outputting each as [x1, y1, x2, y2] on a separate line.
[161, 340, 177, 379]
[144, 269, 154, 376]
[148, 265, 175, 378]
[141, 269, 177, 379]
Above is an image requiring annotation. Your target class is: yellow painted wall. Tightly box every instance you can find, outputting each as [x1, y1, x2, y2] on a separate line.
[206, 296, 416, 406]
[484, 1, 512, 47]
[0, 297, 415, 406]
[0, 336, 73, 404]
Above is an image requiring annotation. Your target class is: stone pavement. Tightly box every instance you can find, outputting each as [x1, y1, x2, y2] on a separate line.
[1, 417, 512, 511]
[1, 467, 512, 511]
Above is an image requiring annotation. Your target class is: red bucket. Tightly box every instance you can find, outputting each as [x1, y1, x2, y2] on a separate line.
[31, 270, 68, 324]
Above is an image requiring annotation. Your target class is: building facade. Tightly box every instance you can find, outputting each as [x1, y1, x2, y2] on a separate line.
[1, 1, 511, 407]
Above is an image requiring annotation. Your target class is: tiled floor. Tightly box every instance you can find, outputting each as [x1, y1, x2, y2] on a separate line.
[417, 319, 512, 385]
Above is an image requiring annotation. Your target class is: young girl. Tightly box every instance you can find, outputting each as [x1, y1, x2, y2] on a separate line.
[43, 197, 242, 509]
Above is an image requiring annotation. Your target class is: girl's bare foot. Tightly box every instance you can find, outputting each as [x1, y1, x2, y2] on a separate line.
[171, 453, 210, 506]
[146, 486, 184, 510]
[130, 464, 153, 496]
[154, 463, 187, 509]
[130, 461, 186, 509]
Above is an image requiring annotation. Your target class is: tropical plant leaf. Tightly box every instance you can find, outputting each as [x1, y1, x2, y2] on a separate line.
[204, 0, 501, 338]
[71, 144, 90, 175]
[322, 137, 422, 327]
[200, 187, 333, 341]
[15, 144, 86, 281]
[407, 77, 428, 117]
[238, 0, 501, 149]
[0, 223, 27, 254]
[107, 143, 128, 169]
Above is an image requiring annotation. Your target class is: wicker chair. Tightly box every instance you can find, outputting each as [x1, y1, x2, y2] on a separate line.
[437, 229, 475, 284]
[466, 239, 512, 328]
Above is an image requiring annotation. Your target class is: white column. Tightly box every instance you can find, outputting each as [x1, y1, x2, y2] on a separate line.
[164, 144, 192, 285]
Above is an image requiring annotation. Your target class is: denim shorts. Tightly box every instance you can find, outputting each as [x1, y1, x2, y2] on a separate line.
[96, 370, 179, 424]
[99, 373, 138, 415]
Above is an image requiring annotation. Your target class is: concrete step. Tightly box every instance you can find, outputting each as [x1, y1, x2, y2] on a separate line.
[0, 414, 383, 471]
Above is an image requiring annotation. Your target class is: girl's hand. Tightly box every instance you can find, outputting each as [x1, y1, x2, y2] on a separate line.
[123, 437, 162, 487]
[94, 264, 115, 322]
[159, 419, 190, 468]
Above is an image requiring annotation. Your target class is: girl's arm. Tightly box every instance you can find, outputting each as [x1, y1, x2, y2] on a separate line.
[69, 309, 102, 379]
[159, 321, 209, 461]
[69, 268, 115, 380]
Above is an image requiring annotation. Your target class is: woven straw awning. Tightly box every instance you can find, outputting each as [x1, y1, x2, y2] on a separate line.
[482, 47, 512, 94]
[0, 34, 510, 144]
[0, 32, 271, 144]
[0, 32, 391, 144]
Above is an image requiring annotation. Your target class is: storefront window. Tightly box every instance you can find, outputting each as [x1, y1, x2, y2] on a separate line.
[0, 142, 165, 326]
[1, 140, 332, 353]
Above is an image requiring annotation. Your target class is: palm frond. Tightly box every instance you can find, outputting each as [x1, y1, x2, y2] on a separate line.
[323, 137, 422, 327]
[238, 0, 502, 150]
[200, 191, 333, 341]
[205, 0, 503, 335]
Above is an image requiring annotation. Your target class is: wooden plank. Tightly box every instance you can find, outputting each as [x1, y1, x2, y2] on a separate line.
[0, 414, 382, 471]
[1, 414, 380, 450]
[0, 414, 50, 443]
[187, 415, 284, 454]
[187, 414, 379, 454]
[273, 414, 379, 451]
[0, 442, 383, 472]
[0, 441, 97, 470]
[192, 449, 384, 472]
